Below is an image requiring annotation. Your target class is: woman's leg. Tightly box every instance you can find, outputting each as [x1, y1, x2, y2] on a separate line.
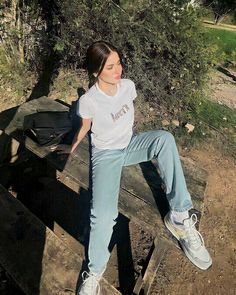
[123, 130, 193, 212]
[88, 148, 124, 275]
[123, 130, 212, 270]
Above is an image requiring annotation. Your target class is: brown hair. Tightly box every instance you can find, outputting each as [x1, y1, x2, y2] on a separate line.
[86, 41, 121, 88]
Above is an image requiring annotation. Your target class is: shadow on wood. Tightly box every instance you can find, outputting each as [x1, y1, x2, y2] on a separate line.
[0, 97, 208, 295]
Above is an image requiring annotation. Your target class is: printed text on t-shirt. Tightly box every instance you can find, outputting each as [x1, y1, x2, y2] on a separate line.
[110, 104, 130, 122]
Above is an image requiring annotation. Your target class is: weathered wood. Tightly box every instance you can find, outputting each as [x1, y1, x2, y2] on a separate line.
[132, 238, 170, 295]
[0, 96, 207, 214]
[0, 96, 207, 239]
[0, 97, 208, 295]
[0, 185, 120, 295]
[142, 238, 170, 295]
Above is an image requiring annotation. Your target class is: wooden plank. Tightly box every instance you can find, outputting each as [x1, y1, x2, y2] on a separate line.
[142, 238, 170, 295]
[0, 98, 208, 294]
[132, 238, 170, 295]
[64, 139, 206, 213]
[0, 185, 120, 295]
[0, 97, 207, 216]
[0, 97, 207, 212]
[3, 133, 205, 214]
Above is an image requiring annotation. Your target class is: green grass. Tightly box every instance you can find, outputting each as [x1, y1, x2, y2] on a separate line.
[195, 100, 236, 149]
[196, 100, 236, 129]
[173, 99, 236, 157]
[195, 100, 236, 157]
[204, 28, 236, 60]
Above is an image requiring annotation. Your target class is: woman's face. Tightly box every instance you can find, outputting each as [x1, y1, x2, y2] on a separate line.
[96, 51, 122, 85]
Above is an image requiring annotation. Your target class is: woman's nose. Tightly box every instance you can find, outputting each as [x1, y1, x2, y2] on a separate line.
[115, 64, 122, 73]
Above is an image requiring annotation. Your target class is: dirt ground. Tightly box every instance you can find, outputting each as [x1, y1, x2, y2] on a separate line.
[151, 145, 236, 295]
[0, 67, 235, 294]
[209, 68, 236, 109]
[149, 68, 236, 295]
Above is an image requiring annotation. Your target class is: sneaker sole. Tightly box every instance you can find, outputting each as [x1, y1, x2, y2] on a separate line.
[164, 214, 212, 270]
[181, 243, 212, 270]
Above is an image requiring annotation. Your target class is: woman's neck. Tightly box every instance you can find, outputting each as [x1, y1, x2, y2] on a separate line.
[97, 79, 118, 97]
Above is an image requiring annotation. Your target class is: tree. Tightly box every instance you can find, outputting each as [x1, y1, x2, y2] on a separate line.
[203, 0, 236, 24]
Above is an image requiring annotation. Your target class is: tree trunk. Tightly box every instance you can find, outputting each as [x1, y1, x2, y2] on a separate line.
[10, 0, 25, 63]
[214, 9, 232, 25]
[214, 13, 225, 25]
[17, 0, 25, 63]
[11, 0, 18, 28]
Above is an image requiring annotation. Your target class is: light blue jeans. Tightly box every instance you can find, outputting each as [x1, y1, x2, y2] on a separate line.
[88, 130, 193, 274]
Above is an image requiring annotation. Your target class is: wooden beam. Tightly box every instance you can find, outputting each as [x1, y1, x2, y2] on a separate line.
[0, 97, 207, 214]
[132, 238, 171, 295]
[142, 238, 170, 295]
[0, 96, 207, 242]
[0, 97, 208, 294]
[0, 185, 120, 295]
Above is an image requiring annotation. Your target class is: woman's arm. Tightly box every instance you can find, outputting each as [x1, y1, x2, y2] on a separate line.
[70, 118, 92, 153]
[55, 118, 92, 154]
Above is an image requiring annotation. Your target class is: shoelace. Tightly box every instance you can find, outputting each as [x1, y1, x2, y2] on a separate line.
[185, 214, 205, 249]
[81, 271, 101, 295]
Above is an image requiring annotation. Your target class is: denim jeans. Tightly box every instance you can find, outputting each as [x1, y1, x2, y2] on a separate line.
[88, 130, 193, 274]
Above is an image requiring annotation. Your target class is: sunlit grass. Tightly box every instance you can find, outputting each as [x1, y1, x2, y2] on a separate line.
[204, 28, 236, 60]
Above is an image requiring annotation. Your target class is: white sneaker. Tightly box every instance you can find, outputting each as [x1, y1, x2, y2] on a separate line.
[77, 271, 102, 295]
[164, 212, 212, 270]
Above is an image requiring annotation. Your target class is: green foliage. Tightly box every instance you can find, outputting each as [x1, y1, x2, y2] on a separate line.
[53, 0, 92, 67]
[1, 1, 234, 154]
[55, 0, 215, 115]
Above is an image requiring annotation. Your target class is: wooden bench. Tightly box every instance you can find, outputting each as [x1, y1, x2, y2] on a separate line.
[0, 97, 208, 294]
[0, 184, 120, 295]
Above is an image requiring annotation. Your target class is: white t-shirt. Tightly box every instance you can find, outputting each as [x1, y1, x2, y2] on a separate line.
[76, 79, 137, 149]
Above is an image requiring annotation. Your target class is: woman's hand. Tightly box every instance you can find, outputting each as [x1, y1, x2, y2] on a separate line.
[50, 118, 91, 155]
[51, 144, 72, 154]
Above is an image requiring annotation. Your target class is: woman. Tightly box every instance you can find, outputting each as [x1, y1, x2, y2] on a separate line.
[57, 41, 212, 295]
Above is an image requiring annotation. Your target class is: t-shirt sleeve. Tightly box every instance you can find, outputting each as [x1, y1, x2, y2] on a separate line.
[130, 80, 137, 101]
[76, 95, 94, 119]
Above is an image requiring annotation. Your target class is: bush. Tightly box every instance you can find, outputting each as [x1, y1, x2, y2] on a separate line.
[55, 0, 216, 117]
[0, 1, 217, 119]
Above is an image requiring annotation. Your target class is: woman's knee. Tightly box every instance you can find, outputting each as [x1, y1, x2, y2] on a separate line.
[90, 214, 117, 233]
[90, 206, 118, 226]
[157, 130, 175, 145]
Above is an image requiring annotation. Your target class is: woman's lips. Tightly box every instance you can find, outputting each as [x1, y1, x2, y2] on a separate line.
[114, 75, 121, 80]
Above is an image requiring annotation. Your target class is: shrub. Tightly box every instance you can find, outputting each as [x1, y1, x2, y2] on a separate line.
[55, 0, 216, 117]
[1, 1, 217, 119]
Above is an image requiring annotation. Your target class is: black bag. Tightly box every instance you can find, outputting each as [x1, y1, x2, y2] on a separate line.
[23, 111, 72, 146]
